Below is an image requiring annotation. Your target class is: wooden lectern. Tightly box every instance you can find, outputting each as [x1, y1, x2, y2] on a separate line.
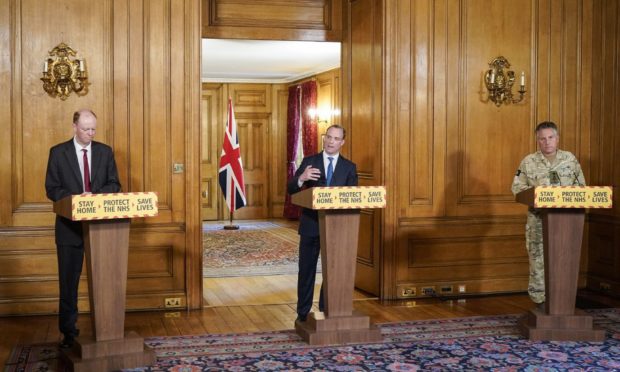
[515, 186, 612, 341]
[291, 186, 386, 345]
[53, 192, 158, 370]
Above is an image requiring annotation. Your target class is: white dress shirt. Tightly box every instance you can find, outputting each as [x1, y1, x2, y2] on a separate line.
[73, 137, 92, 191]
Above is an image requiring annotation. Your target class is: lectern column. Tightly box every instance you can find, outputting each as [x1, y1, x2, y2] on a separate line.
[84, 219, 130, 341]
[319, 210, 360, 317]
[542, 210, 584, 315]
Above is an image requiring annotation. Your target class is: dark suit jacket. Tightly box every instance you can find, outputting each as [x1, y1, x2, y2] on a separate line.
[287, 152, 358, 236]
[45, 139, 122, 245]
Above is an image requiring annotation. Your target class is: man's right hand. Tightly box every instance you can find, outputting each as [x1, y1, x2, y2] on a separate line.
[299, 165, 321, 182]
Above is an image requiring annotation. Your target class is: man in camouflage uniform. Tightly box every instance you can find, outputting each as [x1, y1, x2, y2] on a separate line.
[511, 121, 586, 306]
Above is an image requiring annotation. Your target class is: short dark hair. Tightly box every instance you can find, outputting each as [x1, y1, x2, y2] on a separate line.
[73, 109, 97, 124]
[326, 124, 346, 139]
[535, 121, 558, 134]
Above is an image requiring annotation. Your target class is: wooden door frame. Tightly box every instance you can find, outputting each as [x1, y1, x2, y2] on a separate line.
[186, 0, 204, 310]
[191, 0, 346, 309]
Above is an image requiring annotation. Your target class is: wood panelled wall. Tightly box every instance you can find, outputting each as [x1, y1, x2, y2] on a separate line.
[199, 0, 620, 303]
[342, 0, 383, 295]
[1, 0, 618, 316]
[202, 0, 342, 42]
[381, 0, 610, 299]
[315, 69, 342, 140]
[587, 0, 620, 297]
[0, 0, 202, 315]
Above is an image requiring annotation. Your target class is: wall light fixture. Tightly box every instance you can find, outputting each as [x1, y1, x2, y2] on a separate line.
[484, 56, 526, 107]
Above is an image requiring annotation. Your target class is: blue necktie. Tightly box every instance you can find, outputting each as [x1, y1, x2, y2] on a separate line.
[326, 157, 334, 186]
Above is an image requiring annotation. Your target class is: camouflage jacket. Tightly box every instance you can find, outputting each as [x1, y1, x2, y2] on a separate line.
[511, 149, 586, 196]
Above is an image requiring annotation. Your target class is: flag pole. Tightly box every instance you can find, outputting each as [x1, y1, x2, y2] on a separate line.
[224, 210, 239, 230]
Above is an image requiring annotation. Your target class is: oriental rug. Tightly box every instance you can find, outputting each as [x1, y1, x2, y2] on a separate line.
[5, 308, 620, 371]
[202, 221, 312, 277]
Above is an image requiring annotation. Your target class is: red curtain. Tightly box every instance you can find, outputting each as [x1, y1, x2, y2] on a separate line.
[283, 81, 318, 219]
[300, 81, 318, 156]
[283, 86, 302, 219]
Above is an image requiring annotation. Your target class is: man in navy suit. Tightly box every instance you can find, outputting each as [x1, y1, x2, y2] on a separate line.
[287, 124, 358, 322]
[45, 109, 121, 348]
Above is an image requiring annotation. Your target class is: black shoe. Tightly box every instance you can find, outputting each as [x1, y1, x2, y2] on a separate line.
[296, 314, 307, 322]
[59, 336, 74, 349]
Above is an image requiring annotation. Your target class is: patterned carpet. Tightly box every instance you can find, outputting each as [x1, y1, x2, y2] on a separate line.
[202, 221, 306, 277]
[6, 309, 620, 371]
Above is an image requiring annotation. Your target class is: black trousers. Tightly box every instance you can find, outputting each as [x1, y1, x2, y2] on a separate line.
[56, 243, 84, 337]
[297, 235, 324, 316]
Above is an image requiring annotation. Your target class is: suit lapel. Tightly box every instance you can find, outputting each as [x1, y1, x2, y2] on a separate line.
[311, 152, 326, 186]
[315, 152, 325, 177]
[90, 142, 100, 183]
[63, 140, 83, 188]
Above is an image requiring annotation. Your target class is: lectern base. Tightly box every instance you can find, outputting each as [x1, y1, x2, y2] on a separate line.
[519, 309, 606, 341]
[295, 311, 383, 345]
[61, 331, 156, 371]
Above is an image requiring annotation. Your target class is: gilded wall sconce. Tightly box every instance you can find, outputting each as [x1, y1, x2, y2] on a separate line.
[308, 107, 340, 124]
[41, 42, 88, 100]
[484, 56, 526, 107]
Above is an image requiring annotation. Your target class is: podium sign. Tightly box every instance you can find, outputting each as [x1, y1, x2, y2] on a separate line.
[531, 186, 612, 208]
[292, 186, 386, 345]
[291, 186, 386, 210]
[54, 192, 158, 220]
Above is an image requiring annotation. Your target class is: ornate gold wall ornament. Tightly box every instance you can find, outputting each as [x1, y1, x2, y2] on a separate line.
[484, 56, 526, 107]
[41, 43, 88, 100]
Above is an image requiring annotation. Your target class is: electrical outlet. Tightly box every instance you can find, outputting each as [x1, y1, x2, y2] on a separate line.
[458, 285, 466, 293]
[440, 285, 453, 294]
[164, 297, 182, 308]
[421, 286, 436, 296]
[401, 287, 416, 297]
[600, 282, 611, 291]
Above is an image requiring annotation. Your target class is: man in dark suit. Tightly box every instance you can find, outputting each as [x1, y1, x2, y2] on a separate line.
[45, 109, 121, 348]
[287, 124, 358, 322]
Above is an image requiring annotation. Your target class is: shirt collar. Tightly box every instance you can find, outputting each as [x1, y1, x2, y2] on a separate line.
[323, 152, 339, 162]
[73, 136, 92, 151]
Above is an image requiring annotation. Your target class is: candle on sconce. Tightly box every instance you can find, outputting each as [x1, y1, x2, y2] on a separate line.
[520, 71, 525, 89]
[44, 60, 48, 73]
[79, 59, 85, 72]
[490, 70, 496, 84]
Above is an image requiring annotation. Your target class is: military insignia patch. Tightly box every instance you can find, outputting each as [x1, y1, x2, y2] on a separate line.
[549, 170, 560, 185]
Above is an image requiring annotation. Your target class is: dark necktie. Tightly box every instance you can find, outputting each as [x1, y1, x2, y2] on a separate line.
[82, 149, 91, 192]
[326, 157, 334, 186]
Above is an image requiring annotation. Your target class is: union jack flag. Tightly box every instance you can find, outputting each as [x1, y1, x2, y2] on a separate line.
[218, 98, 247, 212]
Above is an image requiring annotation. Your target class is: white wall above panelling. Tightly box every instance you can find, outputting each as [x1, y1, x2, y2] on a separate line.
[202, 39, 340, 83]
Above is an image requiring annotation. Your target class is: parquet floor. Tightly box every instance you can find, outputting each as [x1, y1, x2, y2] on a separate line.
[204, 274, 371, 306]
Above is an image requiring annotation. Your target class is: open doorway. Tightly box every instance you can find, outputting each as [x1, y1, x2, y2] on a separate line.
[200, 39, 341, 221]
[200, 39, 359, 307]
